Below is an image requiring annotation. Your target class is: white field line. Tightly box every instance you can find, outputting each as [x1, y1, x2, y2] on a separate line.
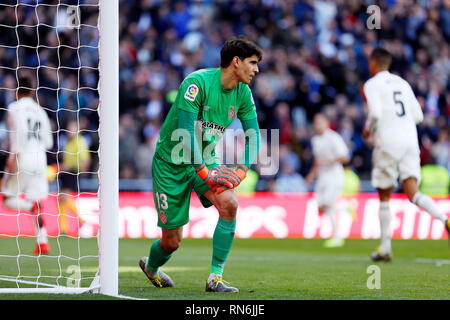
[413, 258, 450, 267]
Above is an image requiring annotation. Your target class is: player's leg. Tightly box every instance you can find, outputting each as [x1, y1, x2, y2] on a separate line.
[146, 227, 183, 275]
[316, 184, 337, 238]
[319, 204, 345, 248]
[26, 172, 50, 255]
[318, 204, 335, 232]
[201, 188, 239, 292]
[370, 149, 397, 261]
[402, 177, 449, 236]
[399, 149, 449, 237]
[2, 174, 33, 210]
[3, 195, 33, 211]
[316, 176, 344, 248]
[204, 188, 238, 276]
[30, 202, 50, 255]
[2, 173, 47, 254]
[372, 187, 393, 261]
[403, 177, 446, 222]
[139, 155, 191, 288]
[139, 227, 181, 288]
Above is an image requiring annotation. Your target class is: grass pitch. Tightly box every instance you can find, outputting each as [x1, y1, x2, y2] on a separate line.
[0, 238, 449, 300]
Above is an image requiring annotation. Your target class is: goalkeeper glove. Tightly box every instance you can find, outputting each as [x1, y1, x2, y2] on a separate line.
[214, 164, 248, 194]
[195, 164, 239, 192]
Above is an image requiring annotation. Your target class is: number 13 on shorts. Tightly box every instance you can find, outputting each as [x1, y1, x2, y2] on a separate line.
[154, 191, 170, 225]
[155, 192, 168, 210]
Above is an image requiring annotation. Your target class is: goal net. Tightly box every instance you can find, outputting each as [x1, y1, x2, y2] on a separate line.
[0, 0, 118, 295]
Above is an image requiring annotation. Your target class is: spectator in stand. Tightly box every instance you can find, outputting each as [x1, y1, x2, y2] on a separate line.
[274, 159, 308, 193]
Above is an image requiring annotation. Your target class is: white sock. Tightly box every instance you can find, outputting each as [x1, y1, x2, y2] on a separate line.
[324, 207, 339, 239]
[412, 192, 446, 223]
[29, 213, 48, 245]
[4, 197, 33, 211]
[379, 201, 391, 255]
[36, 227, 48, 245]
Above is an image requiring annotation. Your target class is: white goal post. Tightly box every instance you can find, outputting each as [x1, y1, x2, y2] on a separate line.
[98, 0, 119, 297]
[0, 0, 118, 296]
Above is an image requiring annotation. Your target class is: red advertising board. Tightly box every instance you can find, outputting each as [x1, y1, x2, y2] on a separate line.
[0, 193, 449, 239]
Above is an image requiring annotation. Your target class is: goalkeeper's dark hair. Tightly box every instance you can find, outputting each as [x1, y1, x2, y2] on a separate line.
[220, 36, 262, 68]
[17, 76, 34, 96]
[370, 47, 392, 69]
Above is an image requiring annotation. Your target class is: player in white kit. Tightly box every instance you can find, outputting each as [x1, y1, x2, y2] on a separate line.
[362, 47, 450, 262]
[306, 113, 350, 248]
[2, 76, 53, 255]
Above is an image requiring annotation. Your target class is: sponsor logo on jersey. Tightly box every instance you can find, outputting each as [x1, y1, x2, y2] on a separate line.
[198, 120, 226, 136]
[184, 84, 199, 102]
[228, 105, 235, 119]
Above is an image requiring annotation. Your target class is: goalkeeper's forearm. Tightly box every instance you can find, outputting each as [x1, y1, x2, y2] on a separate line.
[239, 118, 260, 169]
[178, 108, 203, 167]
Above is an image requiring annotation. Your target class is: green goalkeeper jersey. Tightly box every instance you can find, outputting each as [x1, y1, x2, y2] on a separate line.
[155, 67, 257, 166]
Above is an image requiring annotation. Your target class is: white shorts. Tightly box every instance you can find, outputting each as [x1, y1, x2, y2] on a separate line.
[315, 173, 344, 208]
[2, 171, 48, 202]
[371, 147, 421, 190]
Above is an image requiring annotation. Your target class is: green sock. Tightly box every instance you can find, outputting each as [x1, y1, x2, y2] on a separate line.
[211, 218, 236, 276]
[146, 239, 172, 273]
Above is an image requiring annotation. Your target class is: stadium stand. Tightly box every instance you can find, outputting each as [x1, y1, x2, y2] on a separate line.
[0, 0, 448, 192]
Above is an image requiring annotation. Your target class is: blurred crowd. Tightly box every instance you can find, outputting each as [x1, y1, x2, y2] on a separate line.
[0, 0, 449, 192]
[117, 0, 450, 192]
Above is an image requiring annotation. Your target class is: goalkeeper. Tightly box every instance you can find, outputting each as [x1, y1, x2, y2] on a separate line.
[139, 36, 262, 292]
